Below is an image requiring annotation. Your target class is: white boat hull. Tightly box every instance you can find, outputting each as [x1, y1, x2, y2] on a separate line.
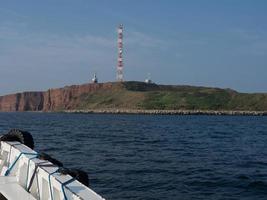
[0, 141, 105, 200]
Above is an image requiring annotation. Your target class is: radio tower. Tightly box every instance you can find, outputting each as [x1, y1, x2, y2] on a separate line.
[117, 24, 124, 81]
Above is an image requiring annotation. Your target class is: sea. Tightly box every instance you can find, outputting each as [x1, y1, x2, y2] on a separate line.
[0, 112, 267, 200]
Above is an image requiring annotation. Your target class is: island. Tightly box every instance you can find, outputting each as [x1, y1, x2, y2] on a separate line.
[0, 81, 266, 115]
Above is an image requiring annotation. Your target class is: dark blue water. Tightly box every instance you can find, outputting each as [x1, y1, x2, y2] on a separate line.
[0, 113, 267, 200]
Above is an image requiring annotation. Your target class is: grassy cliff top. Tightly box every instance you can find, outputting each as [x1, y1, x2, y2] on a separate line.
[76, 81, 267, 111]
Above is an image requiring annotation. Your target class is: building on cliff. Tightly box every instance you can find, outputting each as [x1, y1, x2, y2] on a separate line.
[92, 73, 98, 83]
[145, 73, 153, 84]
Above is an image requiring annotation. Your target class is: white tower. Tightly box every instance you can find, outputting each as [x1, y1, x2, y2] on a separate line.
[145, 73, 152, 84]
[92, 73, 98, 83]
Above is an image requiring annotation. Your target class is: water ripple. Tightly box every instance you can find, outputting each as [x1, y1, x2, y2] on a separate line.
[0, 113, 267, 200]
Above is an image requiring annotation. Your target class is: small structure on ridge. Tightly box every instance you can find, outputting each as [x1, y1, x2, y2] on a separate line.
[92, 73, 98, 83]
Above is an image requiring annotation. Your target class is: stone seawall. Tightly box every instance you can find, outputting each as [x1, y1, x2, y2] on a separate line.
[63, 109, 267, 116]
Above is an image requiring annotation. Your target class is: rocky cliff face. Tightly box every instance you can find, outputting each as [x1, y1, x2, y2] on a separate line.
[0, 83, 114, 111]
[0, 92, 43, 111]
[1, 81, 267, 112]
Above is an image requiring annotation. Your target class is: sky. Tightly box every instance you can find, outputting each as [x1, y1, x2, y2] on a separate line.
[0, 0, 267, 95]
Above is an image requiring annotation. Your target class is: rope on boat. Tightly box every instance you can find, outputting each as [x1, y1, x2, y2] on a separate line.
[61, 177, 76, 200]
[1, 131, 90, 200]
[4, 152, 39, 176]
[6, 142, 22, 168]
[26, 162, 54, 192]
[7, 145, 12, 168]
[48, 169, 59, 200]
[48, 167, 80, 200]
[25, 154, 39, 188]
[2, 138, 89, 200]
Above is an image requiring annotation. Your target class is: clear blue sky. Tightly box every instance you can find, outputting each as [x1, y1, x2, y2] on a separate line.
[0, 0, 267, 95]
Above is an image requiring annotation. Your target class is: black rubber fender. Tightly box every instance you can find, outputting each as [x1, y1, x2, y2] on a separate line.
[0, 129, 34, 149]
[38, 152, 63, 167]
[58, 167, 89, 187]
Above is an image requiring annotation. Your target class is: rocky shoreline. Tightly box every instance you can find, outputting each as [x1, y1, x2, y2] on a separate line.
[63, 109, 267, 116]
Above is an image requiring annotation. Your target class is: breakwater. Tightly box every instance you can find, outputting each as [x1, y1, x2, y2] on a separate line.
[63, 109, 267, 116]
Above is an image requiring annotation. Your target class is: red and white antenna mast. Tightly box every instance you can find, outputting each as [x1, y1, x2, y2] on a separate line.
[117, 24, 124, 81]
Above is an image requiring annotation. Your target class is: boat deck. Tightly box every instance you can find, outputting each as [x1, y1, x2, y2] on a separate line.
[0, 141, 105, 200]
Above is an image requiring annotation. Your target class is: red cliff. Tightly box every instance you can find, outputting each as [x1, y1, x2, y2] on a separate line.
[1, 81, 267, 112]
[0, 83, 114, 112]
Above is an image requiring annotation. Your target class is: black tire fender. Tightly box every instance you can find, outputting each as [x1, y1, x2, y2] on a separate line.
[0, 129, 34, 149]
[38, 152, 63, 167]
[69, 169, 89, 187]
[58, 167, 89, 187]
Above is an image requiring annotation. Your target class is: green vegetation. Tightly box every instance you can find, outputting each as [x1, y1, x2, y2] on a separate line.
[77, 81, 267, 111]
